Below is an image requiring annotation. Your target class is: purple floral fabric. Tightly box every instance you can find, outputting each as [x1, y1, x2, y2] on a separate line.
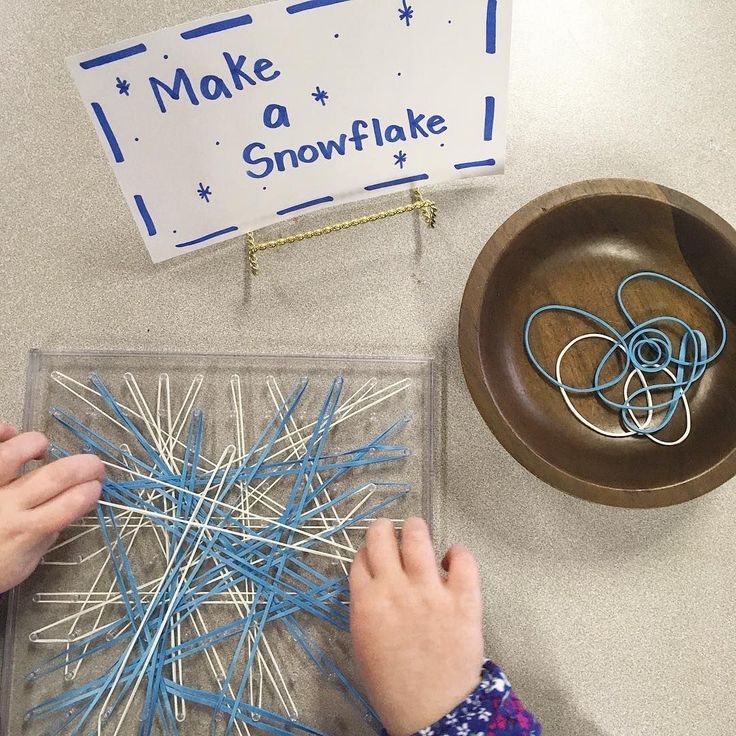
[409, 660, 541, 736]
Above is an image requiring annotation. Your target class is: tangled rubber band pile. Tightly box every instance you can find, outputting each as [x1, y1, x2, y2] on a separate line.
[524, 272, 728, 446]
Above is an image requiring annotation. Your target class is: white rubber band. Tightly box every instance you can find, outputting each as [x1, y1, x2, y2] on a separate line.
[555, 333, 653, 438]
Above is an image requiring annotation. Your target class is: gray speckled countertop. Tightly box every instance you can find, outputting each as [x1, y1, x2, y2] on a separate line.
[1, 1, 735, 734]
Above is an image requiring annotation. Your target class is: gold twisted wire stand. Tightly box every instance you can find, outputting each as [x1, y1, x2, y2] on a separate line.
[247, 189, 437, 275]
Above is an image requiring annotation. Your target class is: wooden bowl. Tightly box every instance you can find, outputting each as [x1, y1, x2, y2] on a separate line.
[459, 179, 736, 507]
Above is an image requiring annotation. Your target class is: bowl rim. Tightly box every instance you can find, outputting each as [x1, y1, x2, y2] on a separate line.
[458, 177, 736, 508]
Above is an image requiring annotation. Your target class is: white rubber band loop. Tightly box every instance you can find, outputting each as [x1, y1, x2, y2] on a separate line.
[623, 365, 691, 446]
[555, 333, 653, 438]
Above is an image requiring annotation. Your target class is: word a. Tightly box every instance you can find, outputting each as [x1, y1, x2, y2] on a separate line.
[244, 107, 447, 179]
[150, 52, 280, 113]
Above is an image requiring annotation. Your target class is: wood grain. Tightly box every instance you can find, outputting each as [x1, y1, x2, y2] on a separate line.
[458, 179, 736, 508]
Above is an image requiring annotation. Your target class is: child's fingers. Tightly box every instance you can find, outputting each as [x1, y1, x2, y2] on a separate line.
[14, 455, 104, 508]
[442, 544, 481, 597]
[400, 517, 439, 583]
[365, 518, 402, 578]
[0, 422, 18, 443]
[0, 432, 49, 486]
[348, 547, 373, 592]
[26, 532, 60, 563]
[30, 480, 102, 534]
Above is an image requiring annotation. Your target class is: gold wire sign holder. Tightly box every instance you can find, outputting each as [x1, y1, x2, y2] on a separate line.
[246, 189, 437, 275]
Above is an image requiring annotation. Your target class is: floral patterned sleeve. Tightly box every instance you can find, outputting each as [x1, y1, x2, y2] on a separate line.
[408, 660, 542, 736]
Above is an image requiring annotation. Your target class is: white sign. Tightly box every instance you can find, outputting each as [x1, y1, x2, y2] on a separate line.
[68, 0, 512, 262]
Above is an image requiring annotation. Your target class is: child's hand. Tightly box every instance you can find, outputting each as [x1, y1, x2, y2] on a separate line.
[0, 423, 105, 593]
[349, 518, 484, 736]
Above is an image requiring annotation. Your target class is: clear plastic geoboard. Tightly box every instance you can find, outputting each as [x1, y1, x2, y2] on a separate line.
[1, 350, 434, 736]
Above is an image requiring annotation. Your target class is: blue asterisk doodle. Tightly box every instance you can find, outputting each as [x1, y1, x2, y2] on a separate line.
[115, 77, 130, 96]
[394, 150, 408, 169]
[197, 183, 212, 203]
[398, 0, 414, 26]
[312, 86, 329, 106]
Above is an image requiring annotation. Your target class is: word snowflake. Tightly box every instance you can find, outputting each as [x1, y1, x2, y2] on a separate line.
[25, 371, 412, 736]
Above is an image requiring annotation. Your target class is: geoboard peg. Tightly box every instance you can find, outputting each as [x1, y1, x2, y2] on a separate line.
[246, 188, 438, 276]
